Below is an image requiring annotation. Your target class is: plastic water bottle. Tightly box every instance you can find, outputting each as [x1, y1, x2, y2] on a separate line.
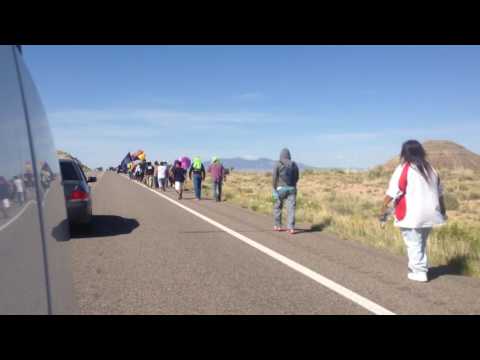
[379, 207, 393, 227]
[272, 190, 279, 201]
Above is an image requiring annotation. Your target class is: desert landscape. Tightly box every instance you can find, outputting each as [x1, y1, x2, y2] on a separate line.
[202, 140, 480, 277]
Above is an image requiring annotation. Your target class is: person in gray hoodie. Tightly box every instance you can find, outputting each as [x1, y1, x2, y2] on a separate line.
[272, 148, 299, 234]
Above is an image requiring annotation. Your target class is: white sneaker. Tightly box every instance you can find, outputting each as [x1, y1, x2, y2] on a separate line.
[407, 272, 428, 282]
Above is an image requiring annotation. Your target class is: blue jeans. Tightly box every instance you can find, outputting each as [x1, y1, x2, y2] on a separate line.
[400, 227, 431, 274]
[274, 187, 297, 229]
[16, 192, 24, 205]
[193, 174, 202, 199]
[213, 181, 222, 201]
[159, 178, 166, 191]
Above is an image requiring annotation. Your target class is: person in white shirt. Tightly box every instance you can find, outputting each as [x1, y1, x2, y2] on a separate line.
[135, 164, 142, 181]
[0, 176, 10, 219]
[13, 176, 25, 205]
[157, 161, 168, 192]
[380, 140, 447, 283]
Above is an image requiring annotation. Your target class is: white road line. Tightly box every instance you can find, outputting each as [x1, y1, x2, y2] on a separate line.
[0, 200, 35, 232]
[122, 175, 396, 315]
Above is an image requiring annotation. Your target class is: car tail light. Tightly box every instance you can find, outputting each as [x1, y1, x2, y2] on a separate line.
[69, 189, 89, 201]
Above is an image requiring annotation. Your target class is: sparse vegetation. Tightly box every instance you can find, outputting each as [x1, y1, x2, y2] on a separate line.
[214, 168, 480, 277]
[468, 192, 480, 201]
[443, 193, 460, 211]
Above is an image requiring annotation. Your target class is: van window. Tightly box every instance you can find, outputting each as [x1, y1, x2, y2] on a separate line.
[78, 165, 88, 183]
[60, 162, 80, 181]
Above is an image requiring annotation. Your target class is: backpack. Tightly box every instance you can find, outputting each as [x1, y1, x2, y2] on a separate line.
[192, 159, 202, 171]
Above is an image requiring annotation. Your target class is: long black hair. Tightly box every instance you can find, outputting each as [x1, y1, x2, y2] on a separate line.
[400, 140, 433, 183]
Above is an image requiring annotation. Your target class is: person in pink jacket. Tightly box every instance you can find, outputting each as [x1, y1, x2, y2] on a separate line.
[208, 157, 226, 202]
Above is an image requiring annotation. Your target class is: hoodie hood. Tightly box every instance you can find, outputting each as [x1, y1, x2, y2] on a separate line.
[279, 148, 292, 165]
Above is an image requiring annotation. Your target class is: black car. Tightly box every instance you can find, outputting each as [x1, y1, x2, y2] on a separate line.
[59, 159, 96, 226]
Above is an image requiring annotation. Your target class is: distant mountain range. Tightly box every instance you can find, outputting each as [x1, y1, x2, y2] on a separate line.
[204, 157, 317, 172]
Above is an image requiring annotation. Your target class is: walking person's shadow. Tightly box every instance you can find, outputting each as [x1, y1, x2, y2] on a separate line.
[293, 219, 332, 234]
[428, 255, 470, 280]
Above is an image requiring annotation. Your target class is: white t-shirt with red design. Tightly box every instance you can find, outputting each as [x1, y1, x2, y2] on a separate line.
[386, 163, 445, 228]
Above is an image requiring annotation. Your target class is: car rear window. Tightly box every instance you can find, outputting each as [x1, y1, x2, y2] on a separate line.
[60, 162, 80, 181]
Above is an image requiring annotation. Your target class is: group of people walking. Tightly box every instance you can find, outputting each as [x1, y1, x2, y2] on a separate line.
[271, 142, 447, 283]
[127, 156, 227, 202]
[0, 174, 33, 219]
[123, 140, 447, 283]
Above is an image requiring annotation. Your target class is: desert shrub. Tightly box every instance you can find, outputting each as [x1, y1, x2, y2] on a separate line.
[360, 200, 376, 214]
[265, 172, 272, 177]
[468, 192, 480, 201]
[329, 197, 355, 216]
[325, 191, 337, 202]
[302, 169, 315, 176]
[443, 193, 460, 211]
[303, 199, 321, 211]
[367, 166, 386, 180]
[433, 223, 479, 254]
[222, 170, 480, 277]
[296, 195, 305, 208]
[352, 174, 364, 184]
[459, 184, 469, 192]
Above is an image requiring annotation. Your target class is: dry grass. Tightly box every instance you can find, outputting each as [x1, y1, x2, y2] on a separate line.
[205, 168, 480, 277]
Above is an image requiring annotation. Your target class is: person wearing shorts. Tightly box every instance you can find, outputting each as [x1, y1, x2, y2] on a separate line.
[172, 160, 186, 200]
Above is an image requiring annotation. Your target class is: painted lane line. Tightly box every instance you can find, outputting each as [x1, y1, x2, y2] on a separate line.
[123, 175, 396, 315]
[1, 186, 51, 231]
[0, 200, 35, 232]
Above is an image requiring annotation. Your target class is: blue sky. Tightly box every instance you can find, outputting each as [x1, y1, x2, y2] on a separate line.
[23, 45, 480, 169]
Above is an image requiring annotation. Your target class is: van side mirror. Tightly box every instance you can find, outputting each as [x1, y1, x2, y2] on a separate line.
[87, 177, 97, 183]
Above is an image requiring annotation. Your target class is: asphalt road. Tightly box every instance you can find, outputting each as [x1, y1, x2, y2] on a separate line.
[70, 171, 480, 314]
